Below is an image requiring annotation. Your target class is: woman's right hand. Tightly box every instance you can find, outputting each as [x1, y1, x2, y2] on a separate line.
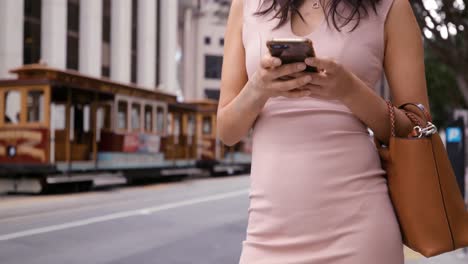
[249, 54, 313, 99]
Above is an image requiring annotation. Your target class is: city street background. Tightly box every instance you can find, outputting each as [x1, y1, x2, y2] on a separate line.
[0, 175, 466, 264]
[0, 0, 467, 263]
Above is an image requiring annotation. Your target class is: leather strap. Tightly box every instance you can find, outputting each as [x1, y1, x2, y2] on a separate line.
[404, 111, 423, 127]
[386, 101, 434, 138]
[386, 100, 396, 137]
[398, 102, 433, 123]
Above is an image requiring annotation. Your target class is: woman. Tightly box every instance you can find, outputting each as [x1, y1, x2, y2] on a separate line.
[218, 0, 429, 263]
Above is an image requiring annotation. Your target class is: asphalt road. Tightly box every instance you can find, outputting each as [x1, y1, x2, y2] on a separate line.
[0, 176, 250, 264]
[0, 175, 466, 264]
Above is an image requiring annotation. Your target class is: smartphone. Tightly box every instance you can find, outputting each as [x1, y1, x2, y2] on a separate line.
[266, 38, 318, 73]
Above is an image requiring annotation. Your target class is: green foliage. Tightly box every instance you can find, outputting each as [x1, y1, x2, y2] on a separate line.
[425, 52, 466, 128]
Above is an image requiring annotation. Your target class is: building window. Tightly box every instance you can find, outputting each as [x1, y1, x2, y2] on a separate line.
[204, 37, 211, 45]
[131, 0, 138, 83]
[27, 90, 44, 123]
[144, 105, 153, 132]
[102, 0, 111, 77]
[67, 37, 79, 70]
[117, 101, 128, 130]
[23, 0, 42, 64]
[67, 0, 80, 70]
[131, 103, 141, 131]
[204, 88, 220, 100]
[204, 55, 223, 79]
[219, 38, 224, 46]
[4, 91, 21, 124]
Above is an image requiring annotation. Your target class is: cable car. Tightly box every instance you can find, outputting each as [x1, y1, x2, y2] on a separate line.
[0, 64, 250, 193]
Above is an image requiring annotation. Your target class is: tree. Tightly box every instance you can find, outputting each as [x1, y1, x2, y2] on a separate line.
[425, 50, 466, 127]
[410, 0, 468, 104]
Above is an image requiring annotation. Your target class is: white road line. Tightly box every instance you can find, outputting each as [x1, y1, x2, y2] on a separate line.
[0, 189, 249, 241]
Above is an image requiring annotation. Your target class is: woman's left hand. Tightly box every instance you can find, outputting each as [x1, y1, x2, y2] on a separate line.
[301, 57, 359, 101]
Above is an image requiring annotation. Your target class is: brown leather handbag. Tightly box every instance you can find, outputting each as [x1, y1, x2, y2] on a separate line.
[376, 101, 468, 257]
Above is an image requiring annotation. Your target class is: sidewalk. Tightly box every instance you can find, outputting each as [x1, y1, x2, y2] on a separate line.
[405, 247, 467, 264]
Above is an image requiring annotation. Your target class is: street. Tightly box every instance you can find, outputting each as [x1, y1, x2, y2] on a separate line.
[0, 175, 466, 264]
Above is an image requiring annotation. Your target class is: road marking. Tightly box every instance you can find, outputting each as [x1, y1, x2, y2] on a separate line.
[0, 189, 172, 223]
[0, 189, 249, 241]
[0, 182, 171, 209]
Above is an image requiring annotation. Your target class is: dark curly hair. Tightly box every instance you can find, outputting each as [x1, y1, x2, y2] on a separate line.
[255, 0, 382, 32]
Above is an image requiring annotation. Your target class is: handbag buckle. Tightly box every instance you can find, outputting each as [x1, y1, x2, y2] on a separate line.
[414, 122, 438, 138]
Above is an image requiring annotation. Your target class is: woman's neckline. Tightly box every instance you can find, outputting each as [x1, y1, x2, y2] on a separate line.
[288, 9, 326, 38]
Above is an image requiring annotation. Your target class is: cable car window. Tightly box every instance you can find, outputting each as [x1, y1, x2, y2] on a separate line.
[167, 114, 173, 135]
[187, 115, 195, 136]
[131, 103, 141, 131]
[83, 105, 90, 132]
[97, 105, 111, 131]
[174, 114, 180, 136]
[97, 107, 104, 131]
[156, 107, 164, 133]
[117, 101, 128, 130]
[27, 90, 44, 123]
[187, 114, 195, 146]
[4, 91, 21, 124]
[202, 116, 212, 135]
[103, 104, 111, 130]
[144, 105, 152, 132]
[52, 104, 66, 130]
[173, 114, 180, 144]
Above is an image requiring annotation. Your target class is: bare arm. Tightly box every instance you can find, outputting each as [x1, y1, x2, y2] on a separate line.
[344, 0, 429, 141]
[217, 0, 268, 146]
[218, 0, 314, 146]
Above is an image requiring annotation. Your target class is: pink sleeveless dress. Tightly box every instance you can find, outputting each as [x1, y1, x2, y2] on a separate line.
[240, 0, 404, 263]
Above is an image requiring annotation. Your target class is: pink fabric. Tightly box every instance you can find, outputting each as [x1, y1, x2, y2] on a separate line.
[239, 0, 404, 263]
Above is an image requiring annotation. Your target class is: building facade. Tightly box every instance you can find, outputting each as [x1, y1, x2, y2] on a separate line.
[177, 0, 389, 101]
[0, 0, 180, 96]
[0, 0, 388, 101]
[179, 0, 229, 101]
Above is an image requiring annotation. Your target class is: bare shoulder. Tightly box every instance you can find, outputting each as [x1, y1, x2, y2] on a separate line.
[383, 0, 429, 107]
[225, 0, 244, 39]
[383, 0, 423, 69]
[384, 0, 421, 45]
[229, 0, 244, 18]
[219, 0, 248, 109]
[387, 0, 413, 14]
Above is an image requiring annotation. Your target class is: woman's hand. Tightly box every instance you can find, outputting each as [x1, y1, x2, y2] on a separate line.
[302, 57, 359, 102]
[249, 54, 315, 99]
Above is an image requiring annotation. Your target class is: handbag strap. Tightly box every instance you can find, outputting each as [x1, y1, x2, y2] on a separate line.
[404, 111, 423, 127]
[398, 102, 433, 123]
[387, 101, 437, 138]
[386, 100, 396, 137]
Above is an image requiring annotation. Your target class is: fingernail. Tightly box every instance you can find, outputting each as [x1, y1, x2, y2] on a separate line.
[305, 58, 314, 64]
[274, 59, 281, 66]
[298, 64, 306, 70]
